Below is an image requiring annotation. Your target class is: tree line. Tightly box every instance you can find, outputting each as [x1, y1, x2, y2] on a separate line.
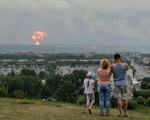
[0, 68, 150, 109]
[0, 69, 87, 102]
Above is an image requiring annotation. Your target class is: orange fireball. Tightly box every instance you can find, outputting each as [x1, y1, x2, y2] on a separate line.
[32, 31, 47, 45]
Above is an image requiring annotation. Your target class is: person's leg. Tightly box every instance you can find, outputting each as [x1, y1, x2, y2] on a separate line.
[117, 97, 123, 116]
[98, 86, 104, 115]
[86, 94, 90, 107]
[86, 94, 91, 114]
[105, 85, 111, 116]
[122, 86, 128, 117]
[89, 90, 95, 109]
[122, 100, 128, 116]
[114, 86, 123, 116]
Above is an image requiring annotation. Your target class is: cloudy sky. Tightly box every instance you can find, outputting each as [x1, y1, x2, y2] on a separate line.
[0, 0, 150, 47]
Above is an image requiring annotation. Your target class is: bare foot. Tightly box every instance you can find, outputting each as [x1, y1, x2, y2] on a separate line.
[88, 108, 92, 114]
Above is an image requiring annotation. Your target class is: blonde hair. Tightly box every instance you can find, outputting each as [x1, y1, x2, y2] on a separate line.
[100, 58, 110, 69]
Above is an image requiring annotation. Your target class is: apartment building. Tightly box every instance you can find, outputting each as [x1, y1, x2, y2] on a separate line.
[0, 66, 46, 75]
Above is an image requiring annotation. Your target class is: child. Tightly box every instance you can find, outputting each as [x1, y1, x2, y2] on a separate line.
[82, 71, 95, 114]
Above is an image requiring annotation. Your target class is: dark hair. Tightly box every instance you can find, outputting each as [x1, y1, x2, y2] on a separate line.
[114, 53, 121, 59]
[87, 76, 92, 79]
[87, 76, 92, 88]
[87, 80, 89, 88]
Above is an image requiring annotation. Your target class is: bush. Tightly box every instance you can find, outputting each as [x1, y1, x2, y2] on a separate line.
[133, 90, 150, 99]
[14, 90, 27, 99]
[141, 82, 147, 89]
[77, 95, 86, 105]
[0, 86, 8, 97]
[128, 99, 138, 109]
[137, 96, 145, 105]
[110, 96, 117, 108]
[145, 83, 150, 90]
[54, 81, 78, 103]
[144, 97, 150, 107]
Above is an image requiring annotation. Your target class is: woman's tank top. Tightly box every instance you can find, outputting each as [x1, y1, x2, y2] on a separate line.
[97, 69, 111, 84]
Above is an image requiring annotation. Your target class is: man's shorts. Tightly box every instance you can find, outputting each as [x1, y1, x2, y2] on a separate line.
[114, 85, 127, 100]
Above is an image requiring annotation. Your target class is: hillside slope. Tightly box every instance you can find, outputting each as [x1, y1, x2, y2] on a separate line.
[0, 98, 149, 120]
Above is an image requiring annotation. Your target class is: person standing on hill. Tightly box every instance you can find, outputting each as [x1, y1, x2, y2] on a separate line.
[111, 53, 129, 117]
[97, 59, 111, 116]
[82, 71, 95, 114]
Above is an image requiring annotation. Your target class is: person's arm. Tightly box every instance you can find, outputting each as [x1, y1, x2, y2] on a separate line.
[124, 63, 129, 70]
[109, 70, 112, 77]
[82, 83, 84, 88]
[97, 68, 102, 77]
[82, 79, 85, 88]
[110, 64, 113, 73]
[92, 81, 95, 88]
[96, 69, 100, 85]
[96, 69, 99, 75]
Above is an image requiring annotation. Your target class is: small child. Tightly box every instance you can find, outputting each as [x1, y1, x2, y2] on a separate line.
[82, 71, 95, 114]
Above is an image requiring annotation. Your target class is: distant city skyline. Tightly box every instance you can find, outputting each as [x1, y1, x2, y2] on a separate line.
[0, 44, 149, 54]
[0, 0, 150, 52]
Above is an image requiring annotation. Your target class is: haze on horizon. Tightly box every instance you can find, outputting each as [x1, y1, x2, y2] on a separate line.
[0, 0, 150, 52]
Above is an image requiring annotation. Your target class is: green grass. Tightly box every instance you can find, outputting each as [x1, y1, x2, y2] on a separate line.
[0, 98, 149, 120]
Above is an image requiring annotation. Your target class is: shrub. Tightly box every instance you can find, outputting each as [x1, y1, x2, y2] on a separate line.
[137, 96, 145, 105]
[128, 99, 138, 109]
[0, 86, 8, 97]
[77, 95, 86, 105]
[144, 97, 150, 107]
[54, 81, 78, 103]
[110, 96, 117, 108]
[133, 90, 150, 99]
[14, 90, 27, 99]
[141, 82, 147, 89]
[145, 83, 150, 90]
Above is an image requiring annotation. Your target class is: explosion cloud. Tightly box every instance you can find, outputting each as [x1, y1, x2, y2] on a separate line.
[32, 31, 47, 45]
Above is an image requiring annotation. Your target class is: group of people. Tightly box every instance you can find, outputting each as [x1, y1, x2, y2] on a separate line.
[82, 53, 129, 117]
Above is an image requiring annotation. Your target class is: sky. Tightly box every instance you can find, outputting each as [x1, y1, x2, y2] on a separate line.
[0, 0, 150, 48]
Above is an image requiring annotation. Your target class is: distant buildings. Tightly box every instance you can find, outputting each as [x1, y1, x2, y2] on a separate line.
[15, 52, 44, 57]
[142, 57, 150, 64]
[116, 51, 141, 59]
[132, 78, 141, 91]
[80, 52, 97, 58]
[0, 65, 46, 75]
[55, 65, 98, 76]
[127, 69, 141, 94]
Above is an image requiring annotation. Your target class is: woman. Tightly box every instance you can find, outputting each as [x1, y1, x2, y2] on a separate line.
[97, 59, 111, 116]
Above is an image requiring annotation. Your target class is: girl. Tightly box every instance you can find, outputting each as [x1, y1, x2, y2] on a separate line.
[82, 71, 95, 114]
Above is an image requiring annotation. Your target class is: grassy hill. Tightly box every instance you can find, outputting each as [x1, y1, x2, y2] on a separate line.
[0, 98, 149, 120]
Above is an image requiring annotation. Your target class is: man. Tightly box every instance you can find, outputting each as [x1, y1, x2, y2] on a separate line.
[111, 53, 129, 117]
